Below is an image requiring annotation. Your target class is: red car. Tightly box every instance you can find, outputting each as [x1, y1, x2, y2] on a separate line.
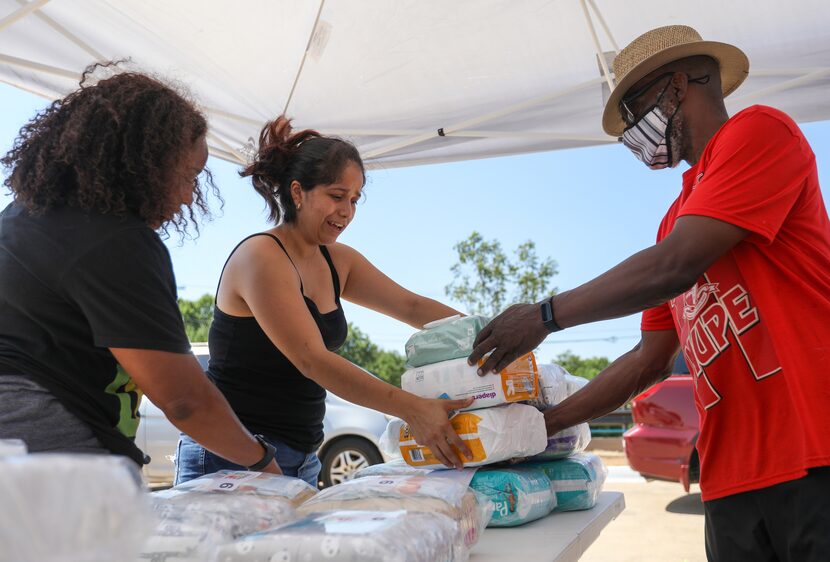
[623, 354, 700, 492]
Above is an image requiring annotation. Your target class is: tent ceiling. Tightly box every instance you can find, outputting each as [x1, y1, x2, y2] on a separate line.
[1, 0, 829, 168]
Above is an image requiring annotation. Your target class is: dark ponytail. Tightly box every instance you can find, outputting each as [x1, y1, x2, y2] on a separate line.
[240, 116, 364, 224]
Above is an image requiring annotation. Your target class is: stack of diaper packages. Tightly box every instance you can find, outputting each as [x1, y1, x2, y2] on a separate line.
[216, 472, 491, 562]
[377, 315, 550, 528]
[382, 314, 607, 525]
[139, 471, 317, 561]
[394, 315, 548, 469]
[515, 362, 608, 512]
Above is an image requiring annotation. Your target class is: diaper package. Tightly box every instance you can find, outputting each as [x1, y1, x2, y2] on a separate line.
[526, 363, 569, 410]
[140, 472, 313, 561]
[469, 466, 557, 527]
[381, 403, 548, 468]
[402, 353, 540, 411]
[404, 314, 488, 368]
[0, 454, 153, 562]
[214, 510, 458, 562]
[522, 453, 607, 511]
[353, 458, 434, 479]
[528, 422, 592, 461]
[163, 470, 318, 507]
[564, 373, 589, 395]
[297, 473, 492, 552]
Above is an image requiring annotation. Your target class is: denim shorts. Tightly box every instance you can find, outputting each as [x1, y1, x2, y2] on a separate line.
[174, 433, 321, 488]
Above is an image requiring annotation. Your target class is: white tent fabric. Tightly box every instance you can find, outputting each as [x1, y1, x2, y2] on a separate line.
[1, 0, 829, 168]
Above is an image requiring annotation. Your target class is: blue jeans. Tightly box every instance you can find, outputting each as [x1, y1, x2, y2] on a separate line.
[174, 433, 321, 488]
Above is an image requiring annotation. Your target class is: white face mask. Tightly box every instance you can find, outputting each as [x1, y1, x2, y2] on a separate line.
[620, 102, 677, 170]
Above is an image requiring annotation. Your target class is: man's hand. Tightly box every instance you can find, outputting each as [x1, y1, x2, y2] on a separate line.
[468, 302, 549, 375]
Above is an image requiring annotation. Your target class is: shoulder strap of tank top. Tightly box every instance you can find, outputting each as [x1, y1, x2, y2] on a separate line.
[215, 233, 304, 299]
[319, 245, 342, 301]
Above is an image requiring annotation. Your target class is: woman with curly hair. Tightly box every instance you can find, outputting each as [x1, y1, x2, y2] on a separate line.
[175, 116, 473, 487]
[0, 64, 279, 475]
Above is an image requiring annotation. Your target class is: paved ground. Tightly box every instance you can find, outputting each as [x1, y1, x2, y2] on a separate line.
[581, 461, 706, 562]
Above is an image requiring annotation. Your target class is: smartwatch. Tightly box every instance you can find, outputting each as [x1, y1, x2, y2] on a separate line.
[247, 434, 277, 471]
[540, 296, 564, 333]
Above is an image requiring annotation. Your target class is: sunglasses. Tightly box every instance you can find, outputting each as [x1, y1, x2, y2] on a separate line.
[619, 73, 711, 127]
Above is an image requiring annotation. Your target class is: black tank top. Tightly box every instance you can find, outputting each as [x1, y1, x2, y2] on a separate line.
[207, 233, 348, 452]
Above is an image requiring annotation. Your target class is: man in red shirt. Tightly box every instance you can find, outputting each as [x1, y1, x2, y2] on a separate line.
[469, 25, 830, 561]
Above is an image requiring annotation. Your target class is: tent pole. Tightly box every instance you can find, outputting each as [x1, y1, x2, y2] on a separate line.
[579, 0, 615, 92]
[442, 130, 615, 142]
[0, 77, 56, 100]
[0, 53, 78, 79]
[587, 0, 619, 53]
[729, 68, 830, 105]
[205, 131, 248, 165]
[361, 76, 604, 158]
[282, 0, 327, 116]
[13, 0, 105, 62]
[0, 0, 50, 33]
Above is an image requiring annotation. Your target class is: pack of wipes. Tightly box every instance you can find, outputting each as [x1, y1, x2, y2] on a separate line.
[469, 466, 557, 527]
[521, 453, 607, 511]
[405, 314, 489, 368]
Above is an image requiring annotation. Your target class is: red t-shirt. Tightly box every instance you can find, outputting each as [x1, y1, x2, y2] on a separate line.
[641, 105, 830, 501]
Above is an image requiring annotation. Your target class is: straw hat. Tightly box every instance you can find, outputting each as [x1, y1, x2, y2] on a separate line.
[602, 25, 749, 136]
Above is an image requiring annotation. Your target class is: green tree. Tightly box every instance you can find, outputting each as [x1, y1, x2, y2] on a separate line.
[554, 350, 611, 380]
[338, 323, 406, 387]
[445, 231, 558, 317]
[178, 294, 215, 342]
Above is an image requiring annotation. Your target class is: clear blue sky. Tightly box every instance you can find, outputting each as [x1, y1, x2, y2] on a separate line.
[2, 81, 828, 363]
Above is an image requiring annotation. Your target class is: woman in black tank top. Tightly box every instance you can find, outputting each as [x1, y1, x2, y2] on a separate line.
[175, 116, 474, 486]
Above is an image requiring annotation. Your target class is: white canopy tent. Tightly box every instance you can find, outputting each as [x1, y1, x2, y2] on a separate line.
[1, 0, 829, 169]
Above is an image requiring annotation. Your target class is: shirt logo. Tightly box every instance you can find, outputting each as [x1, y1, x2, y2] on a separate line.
[682, 282, 719, 320]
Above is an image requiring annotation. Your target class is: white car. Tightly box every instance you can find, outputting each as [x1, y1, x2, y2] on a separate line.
[135, 345, 392, 487]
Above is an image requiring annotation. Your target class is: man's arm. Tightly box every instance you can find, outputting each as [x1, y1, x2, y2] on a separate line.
[112, 348, 281, 474]
[470, 215, 747, 373]
[543, 330, 679, 435]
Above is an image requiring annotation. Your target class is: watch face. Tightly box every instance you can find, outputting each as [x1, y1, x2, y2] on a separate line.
[541, 301, 553, 322]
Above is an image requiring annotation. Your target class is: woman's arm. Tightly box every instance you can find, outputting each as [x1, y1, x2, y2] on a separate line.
[335, 244, 460, 328]
[112, 348, 282, 474]
[226, 237, 473, 468]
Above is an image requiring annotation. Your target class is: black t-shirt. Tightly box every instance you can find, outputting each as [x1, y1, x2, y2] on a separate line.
[0, 202, 191, 464]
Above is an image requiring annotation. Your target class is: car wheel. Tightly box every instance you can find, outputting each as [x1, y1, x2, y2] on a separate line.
[318, 437, 383, 488]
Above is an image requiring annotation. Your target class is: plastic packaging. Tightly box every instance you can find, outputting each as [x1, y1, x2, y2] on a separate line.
[521, 453, 607, 511]
[213, 510, 458, 562]
[353, 458, 434, 479]
[564, 373, 589, 395]
[0, 453, 153, 562]
[469, 466, 557, 527]
[404, 314, 488, 368]
[140, 472, 312, 561]
[381, 403, 548, 468]
[401, 353, 539, 411]
[0, 438, 27, 456]
[525, 363, 569, 410]
[528, 422, 592, 461]
[298, 473, 492, 552]
[163, 469, 318, 506]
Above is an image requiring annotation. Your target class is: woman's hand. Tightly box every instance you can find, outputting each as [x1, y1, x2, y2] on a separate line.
[403, 396, 475, 469]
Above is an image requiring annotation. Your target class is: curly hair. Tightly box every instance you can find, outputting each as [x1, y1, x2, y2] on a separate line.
[1, 61, 219, 237]
[240, 115, 364, 224]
